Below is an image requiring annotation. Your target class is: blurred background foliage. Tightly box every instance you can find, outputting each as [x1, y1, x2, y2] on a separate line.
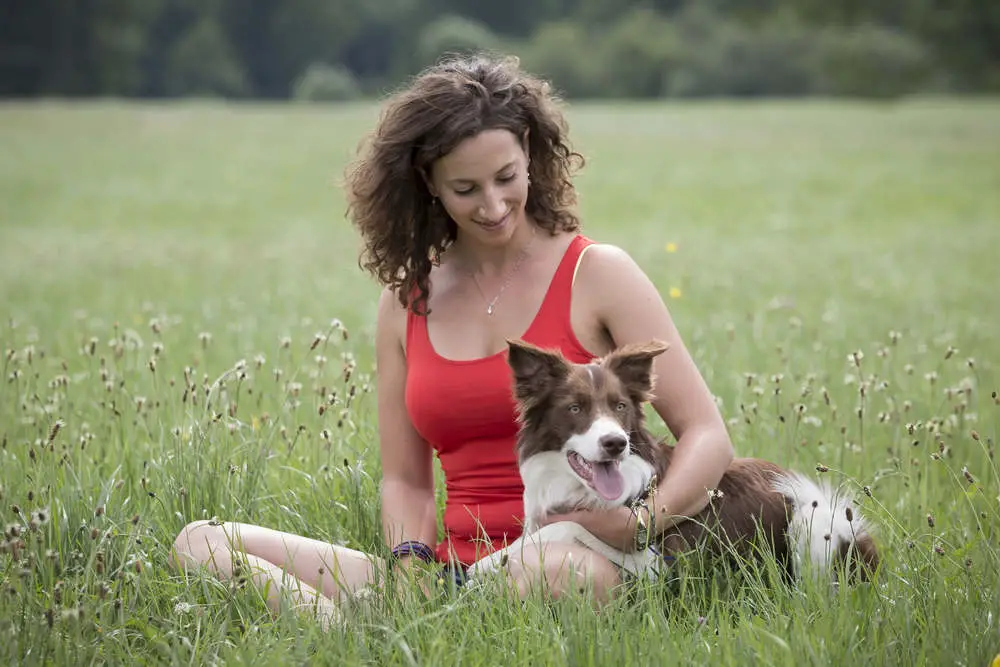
[1, 0, 998, 101]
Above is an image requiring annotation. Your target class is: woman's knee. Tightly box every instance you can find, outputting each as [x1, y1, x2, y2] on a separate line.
[171, 519, 229, 569]
[507, 545, 622, 604]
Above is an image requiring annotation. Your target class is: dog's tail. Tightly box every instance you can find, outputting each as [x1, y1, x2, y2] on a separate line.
[772, 473, 879, 582]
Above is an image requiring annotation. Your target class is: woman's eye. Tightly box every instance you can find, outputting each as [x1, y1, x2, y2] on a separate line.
[497, 172, 516, 183]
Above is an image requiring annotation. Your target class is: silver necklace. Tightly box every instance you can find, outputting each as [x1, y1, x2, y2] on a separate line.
[470, 226, 537, 317]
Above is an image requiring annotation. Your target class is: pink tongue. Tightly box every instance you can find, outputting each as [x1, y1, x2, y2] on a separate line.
[592, 461, 625, 500]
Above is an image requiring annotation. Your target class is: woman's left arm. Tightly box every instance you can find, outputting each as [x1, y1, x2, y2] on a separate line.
[544, 243, 735, 550]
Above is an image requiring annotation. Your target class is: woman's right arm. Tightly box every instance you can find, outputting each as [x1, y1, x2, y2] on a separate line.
[375, 287, 438, 566]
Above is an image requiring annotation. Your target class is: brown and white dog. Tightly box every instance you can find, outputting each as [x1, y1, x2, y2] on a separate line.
[466, 339, 879, 583]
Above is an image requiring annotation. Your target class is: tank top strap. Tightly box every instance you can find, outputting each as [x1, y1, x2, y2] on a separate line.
[523, 233, 596, 358]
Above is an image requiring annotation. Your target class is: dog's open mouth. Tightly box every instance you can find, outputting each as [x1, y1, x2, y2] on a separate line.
[567, 451, 625, 501]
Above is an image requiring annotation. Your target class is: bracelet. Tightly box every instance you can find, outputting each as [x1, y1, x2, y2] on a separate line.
[390, 540, 435, 564]
[629, 474, 659, 551]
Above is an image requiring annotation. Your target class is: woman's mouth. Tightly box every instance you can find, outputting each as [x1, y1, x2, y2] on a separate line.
[476, 210, 511, 231]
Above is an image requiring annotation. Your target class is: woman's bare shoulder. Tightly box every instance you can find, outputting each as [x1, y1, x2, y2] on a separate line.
[575, 241, 658, 303]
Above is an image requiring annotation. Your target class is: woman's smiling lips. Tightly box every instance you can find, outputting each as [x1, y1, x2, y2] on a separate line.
[476, 209, 512, 231]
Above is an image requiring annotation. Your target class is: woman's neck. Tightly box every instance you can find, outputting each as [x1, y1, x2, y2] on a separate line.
[452, 218, 539, 278]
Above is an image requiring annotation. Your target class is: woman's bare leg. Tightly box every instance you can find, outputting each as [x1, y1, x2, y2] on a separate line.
[497, 542, 625, 606]
[171, 520, 381, 624]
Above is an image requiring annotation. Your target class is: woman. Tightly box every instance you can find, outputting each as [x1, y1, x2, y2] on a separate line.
[171, 53, 734, 620]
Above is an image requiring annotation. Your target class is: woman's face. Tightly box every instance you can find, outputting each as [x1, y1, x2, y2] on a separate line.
[427, 128, 531, 246]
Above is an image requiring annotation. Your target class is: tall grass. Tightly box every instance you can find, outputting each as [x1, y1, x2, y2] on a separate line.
[1, 98, 998, 665]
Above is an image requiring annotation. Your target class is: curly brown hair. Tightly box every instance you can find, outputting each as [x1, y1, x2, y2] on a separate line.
[343, 53, 585, 315]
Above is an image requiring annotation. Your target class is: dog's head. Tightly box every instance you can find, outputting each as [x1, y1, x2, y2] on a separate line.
[506, 339, 669, 501]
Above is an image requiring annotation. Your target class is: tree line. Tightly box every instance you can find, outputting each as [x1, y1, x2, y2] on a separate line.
[2, 0, 998, 101]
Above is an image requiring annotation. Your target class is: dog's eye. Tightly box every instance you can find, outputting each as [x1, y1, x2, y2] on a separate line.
[616, 401, 628, 412]
[568, 404, 581, 414]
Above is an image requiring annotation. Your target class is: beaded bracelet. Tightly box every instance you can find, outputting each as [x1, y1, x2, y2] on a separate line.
[390, 540, 435, 564]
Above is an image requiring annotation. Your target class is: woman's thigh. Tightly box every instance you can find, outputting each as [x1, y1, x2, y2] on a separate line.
[499, 541, 624, 605]
[173, 520, 380, 600]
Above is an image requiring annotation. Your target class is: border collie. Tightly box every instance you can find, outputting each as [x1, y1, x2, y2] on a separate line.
[466, 339, 879, 583]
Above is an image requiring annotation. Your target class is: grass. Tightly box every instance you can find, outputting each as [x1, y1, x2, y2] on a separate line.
[1, 96, 999, 666]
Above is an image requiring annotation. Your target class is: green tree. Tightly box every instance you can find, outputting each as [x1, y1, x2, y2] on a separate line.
[415, 15, 502, 73]
[163, 12, 248, 96]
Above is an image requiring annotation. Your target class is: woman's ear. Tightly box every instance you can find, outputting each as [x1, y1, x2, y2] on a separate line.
[419, 166, 438, 199]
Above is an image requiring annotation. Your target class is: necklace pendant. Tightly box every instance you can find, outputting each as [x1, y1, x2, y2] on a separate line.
[487, 303, 495, 316]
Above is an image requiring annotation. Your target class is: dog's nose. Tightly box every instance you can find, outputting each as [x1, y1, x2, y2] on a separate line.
[599, 434, 627, 457]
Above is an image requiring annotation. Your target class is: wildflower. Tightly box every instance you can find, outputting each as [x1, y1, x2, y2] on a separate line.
[48, 420, 64, 443]
[962, 467, 975, 485]
[665, 242, 678, 253]
[669, 287, 682, 299]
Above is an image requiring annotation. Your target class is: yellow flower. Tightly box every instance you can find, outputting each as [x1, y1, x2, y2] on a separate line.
[669, 287, 682, 299]
[252, 416, 260, 432]
[665, 242, 678, 253]
[991, 653, 1000, 667]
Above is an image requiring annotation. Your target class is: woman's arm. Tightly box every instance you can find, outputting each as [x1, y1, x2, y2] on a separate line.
[544, 243, 734, 549]
[374, 288, 439, 564]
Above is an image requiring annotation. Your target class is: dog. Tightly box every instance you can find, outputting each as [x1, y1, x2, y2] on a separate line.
[466, 339, 879, 584]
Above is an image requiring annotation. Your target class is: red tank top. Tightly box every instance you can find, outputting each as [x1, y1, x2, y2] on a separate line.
[404, 234, 597, 566]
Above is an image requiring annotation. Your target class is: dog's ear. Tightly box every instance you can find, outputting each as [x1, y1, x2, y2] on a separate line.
[603, 340, 670, 402]
[506, 339, 570, 403]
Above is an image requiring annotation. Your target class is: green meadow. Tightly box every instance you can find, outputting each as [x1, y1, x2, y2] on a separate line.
[1, 97, 998, 666]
